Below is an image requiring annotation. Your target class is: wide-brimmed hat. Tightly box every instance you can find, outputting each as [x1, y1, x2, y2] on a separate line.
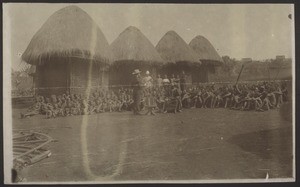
[132, 69, 141, 75]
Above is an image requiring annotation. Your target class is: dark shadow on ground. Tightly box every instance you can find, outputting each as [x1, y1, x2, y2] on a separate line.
[227, 127, 292, 161]
[227, 126, 293, 177]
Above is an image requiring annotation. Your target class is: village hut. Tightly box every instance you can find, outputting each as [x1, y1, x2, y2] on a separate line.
[189, 35, 223, 82]
[110, 26, 164, 86]
[155, 30, 202, 83]
[22, 5, 113, 96]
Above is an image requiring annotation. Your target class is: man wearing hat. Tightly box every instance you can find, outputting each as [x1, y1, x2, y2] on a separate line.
[132, 69, 144, 115]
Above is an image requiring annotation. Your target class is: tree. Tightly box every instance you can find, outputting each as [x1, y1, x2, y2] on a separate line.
[221, 56, 239, 76]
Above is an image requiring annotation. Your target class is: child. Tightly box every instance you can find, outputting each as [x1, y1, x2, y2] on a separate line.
[144, 88, 156, 115]
[156, 90, 166, 113]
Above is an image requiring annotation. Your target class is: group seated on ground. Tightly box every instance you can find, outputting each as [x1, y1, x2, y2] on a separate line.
[20, 81, 289, 119]
[21, 89, 134, 118]
[175, 81, 288, 112]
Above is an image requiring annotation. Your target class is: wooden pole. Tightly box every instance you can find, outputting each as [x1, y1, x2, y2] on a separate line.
[267, 62, 271, 82]
[235, 64, 245, 85]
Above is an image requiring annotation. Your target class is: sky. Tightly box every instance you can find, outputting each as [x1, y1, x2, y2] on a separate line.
[3, 3, 294, 70]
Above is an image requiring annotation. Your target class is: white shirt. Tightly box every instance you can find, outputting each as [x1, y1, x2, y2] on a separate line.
[163, 78, 170, 83]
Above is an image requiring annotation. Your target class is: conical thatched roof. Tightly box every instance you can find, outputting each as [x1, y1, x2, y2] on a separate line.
[22, 5, 113, 65]
[110, 26, 164, 63]
[155, 31, 201, 64]
[189, 35, 223, 65]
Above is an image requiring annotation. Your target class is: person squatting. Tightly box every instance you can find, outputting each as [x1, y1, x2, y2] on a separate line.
[21, 70, 289, 119]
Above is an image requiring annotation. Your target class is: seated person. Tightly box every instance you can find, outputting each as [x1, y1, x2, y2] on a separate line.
[281, 83, 288, 102]
[51, 94, 58, 104]
[273, 86, 283, 108]
[55, 103, 65, 117]
[40, 101, 48, 115]
[102, 101, 109, 112]
[20, 102, 41, 118]
[164, 96, 178, 113]
[230, 85, 243, 110]
[156, 90, 166, 113]
[116, 100, 123, 112]
[144, 89, 157, 115]
[236, 90, 248, 110]
[257, 90, 271, 111]
[181, 90, 192, 108]
[222, 87, 232, 108]
[88, 100, 97, 115]
[212, 88, 223, 108]
[241, 91, 255, 111]
[191, 89, 203, 108]
[46, 103, 55, 119]
[267, 88, 277, 109]
[202, 88, 213, 108]
[95, 100, 104, 113]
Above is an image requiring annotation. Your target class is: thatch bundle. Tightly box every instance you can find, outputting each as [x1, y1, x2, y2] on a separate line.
[110, 26, 164, 64]
[155, 31, 201, 64]
[189, 35, 223, 66]
[22, 5, 113, 65]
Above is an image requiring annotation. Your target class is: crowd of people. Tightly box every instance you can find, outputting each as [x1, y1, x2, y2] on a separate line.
[20, 89, 134, 118]
[20, 70, 289, 119]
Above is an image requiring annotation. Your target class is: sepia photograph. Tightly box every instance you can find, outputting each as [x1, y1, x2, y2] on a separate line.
[3, 3, 295, 184]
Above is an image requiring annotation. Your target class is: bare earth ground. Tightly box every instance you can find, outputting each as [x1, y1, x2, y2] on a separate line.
[12, 106, 293, 182]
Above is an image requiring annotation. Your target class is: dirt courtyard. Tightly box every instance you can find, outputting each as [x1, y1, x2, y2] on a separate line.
[12, 106, 293, 182]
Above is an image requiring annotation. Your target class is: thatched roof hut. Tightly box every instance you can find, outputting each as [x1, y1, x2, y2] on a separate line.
[21, 5, 113, 95]
[22, 5, 113, 65]
[189, 35, 223, 66]
[109, 26, 164, 86]
[111, 26, 164, 63]
[155, 31, 201, 64]
[155, 30, 203, 83]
